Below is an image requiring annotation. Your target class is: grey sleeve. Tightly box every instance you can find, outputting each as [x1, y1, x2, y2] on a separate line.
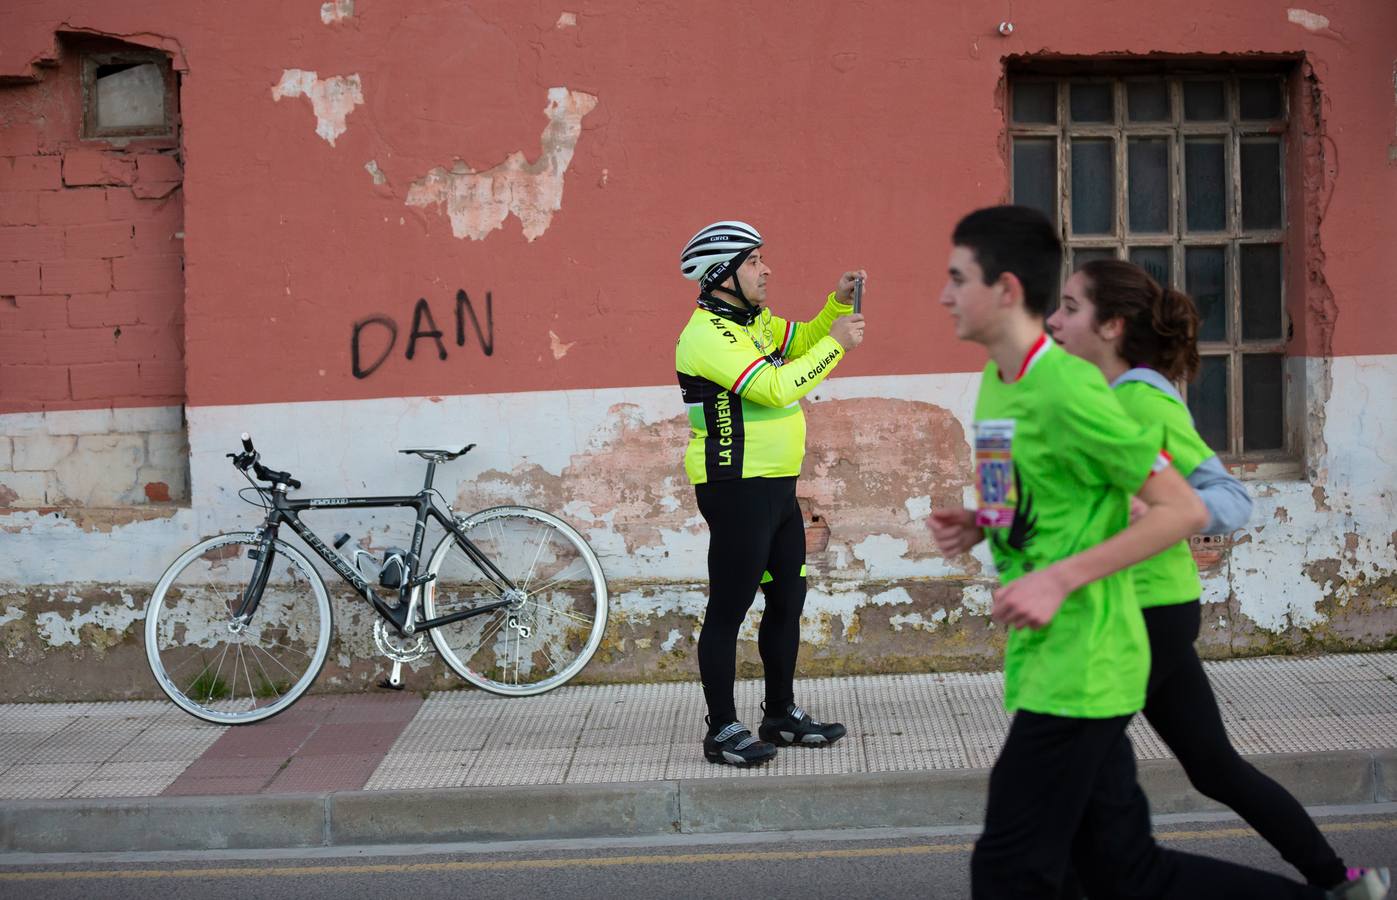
[1187, 455, 1253, 534]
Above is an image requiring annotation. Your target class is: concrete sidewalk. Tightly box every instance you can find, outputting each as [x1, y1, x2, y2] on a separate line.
[0, 653, 1394, 854]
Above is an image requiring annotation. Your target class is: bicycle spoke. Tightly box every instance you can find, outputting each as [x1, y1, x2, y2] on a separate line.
[149, 534, 332, 724]
[206, 643, 233, 703]
[239, 644, 258, 707]
[524, 561, 589, 598]
[248, 647, 279, 699]
[240, 631, 313, 661]
[424, 510, 605, 696]
[245, 641, 302, 678]
[524, 594, 594, 625]
[520, 525, 553, 592]
[537, 638, 562, 675]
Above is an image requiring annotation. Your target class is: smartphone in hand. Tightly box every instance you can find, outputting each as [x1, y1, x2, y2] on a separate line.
[853, 275, 864, 314]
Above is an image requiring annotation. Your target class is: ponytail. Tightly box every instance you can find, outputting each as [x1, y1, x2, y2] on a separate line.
[1080, 260, 1202, 383]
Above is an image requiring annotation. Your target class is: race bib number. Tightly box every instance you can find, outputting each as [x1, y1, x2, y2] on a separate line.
[974, 419, 1016, 528]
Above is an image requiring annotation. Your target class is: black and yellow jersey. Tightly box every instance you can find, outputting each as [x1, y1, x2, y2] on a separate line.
[675, 292, 851, 484]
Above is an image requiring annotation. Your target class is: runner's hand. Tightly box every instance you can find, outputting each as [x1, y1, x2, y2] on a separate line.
[836, 269, 868, 304]
[830, 314, 865, 350]
[928, 507, 983, 556]
[992, 566, 1071, 629]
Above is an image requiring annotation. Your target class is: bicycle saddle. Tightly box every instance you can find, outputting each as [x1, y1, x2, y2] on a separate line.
[399, 444, 476, 462]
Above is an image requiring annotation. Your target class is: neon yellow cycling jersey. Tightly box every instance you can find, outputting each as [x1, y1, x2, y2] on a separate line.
[675, 292, 851, 484]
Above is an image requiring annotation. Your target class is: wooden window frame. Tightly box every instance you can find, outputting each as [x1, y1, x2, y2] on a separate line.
[1009, 68, 1295, 469]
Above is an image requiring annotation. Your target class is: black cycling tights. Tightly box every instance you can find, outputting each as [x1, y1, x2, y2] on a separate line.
[1143, 601, 1347, 888]
[694, 476, 806, 729]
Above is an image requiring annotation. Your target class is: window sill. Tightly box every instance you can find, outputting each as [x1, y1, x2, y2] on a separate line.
[1223, 458, 1305, 483]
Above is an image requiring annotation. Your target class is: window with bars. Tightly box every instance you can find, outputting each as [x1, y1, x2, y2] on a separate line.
[1009, 70, 1291, 461]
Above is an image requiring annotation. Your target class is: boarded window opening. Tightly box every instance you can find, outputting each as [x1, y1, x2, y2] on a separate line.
[82, 48, 177, 139]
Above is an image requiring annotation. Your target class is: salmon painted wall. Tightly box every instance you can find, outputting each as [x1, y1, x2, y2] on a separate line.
[1, 1, 1394, 700]
[3, 0, 1396, 415]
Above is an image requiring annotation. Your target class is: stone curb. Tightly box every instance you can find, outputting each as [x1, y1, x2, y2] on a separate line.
[1, 749, 1391, 854]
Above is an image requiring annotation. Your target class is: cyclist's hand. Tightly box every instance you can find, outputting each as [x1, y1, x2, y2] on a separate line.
[830, 314, 865, 350]
[836, 269, 868, 304]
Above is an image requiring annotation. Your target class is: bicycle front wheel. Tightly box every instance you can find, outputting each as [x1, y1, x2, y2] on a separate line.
[144, 532, 332, 725]
[425, 506, 608, 696]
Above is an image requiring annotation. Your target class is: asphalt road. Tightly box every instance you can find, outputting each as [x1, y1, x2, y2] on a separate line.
[3, 805, 1394, 899]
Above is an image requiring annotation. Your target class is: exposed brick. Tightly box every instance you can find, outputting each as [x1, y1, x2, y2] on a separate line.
[133, 181, 180, 200]
[40, 258, 111, 295]
[0, 365, 69, 402]
[110, 288, 183, 326]
[64, 223, 133, 259]
[130, 219, 184, 254]
[137, 360, 184, 396]
[0, 330, 47, 365]
[0, 295, 67, 331]
[0, 157, 63, 191]
[38, 189, 107, 225]
[0, 192, 41, 227]
[0, 122, 42, 157]
[66, 292, 139, 328]
[0, 225, 64, 261]
[115, 325, 182, 362]
[134, 153, 183, 184]
[71, 361, 140, 400]
[113, 254, 182, 291]
[63, 150, 136, 187]
[45, 327, 118, 365]
[11, 434, 77, 470]
[0, 260, 41, 295]
[107, 187, 176, 222]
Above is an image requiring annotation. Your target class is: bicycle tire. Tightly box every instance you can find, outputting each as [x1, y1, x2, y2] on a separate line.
[144, 531, 332, 725]
[424, 506, 608, 696]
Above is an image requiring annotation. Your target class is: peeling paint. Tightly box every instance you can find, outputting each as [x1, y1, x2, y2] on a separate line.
[320, 0, 354, 24]
[364, 159, 386, 185]
[271, 70, 364, 146]
[549, 330, 576, 359]
[1287, 8, 1331, 31]
[33, 593, 141, 648]
[556, 11, 577, 28]
[404, 88, 599, 241]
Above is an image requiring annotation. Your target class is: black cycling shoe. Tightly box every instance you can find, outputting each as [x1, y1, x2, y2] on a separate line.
[758, 703, 846, 747]
[703, 719, 777, 766]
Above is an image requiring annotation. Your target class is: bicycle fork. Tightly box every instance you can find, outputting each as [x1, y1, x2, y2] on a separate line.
[230, 527, 279, 630]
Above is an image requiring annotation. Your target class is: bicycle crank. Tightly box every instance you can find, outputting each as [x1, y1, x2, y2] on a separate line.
[373, 618, 430, 689]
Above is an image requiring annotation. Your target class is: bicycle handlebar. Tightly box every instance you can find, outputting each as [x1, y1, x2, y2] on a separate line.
[228, 433, 302, 490]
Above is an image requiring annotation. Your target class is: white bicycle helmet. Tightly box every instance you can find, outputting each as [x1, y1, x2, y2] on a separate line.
[680, 220, 763, 291]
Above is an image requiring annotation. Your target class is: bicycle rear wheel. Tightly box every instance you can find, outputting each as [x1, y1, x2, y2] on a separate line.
[425, 506, 608, 696]
[144, 532, 332, 725]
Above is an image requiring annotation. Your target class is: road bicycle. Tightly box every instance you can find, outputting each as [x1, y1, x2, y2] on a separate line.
[144, 434, 608, 725]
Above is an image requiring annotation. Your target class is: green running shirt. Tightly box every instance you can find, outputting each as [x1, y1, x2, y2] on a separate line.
[675, 293, 850, 484]
[973, 337, 1166, 718]
[1114, 380, 1211, 608]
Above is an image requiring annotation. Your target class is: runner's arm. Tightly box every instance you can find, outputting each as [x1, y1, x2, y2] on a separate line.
[1187, 456, 1252, 534]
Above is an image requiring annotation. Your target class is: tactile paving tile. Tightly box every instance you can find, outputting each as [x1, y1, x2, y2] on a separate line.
[65, 760, 191, 798]
[482, 711, 589, 751]
[567, 744, 670, 784]
[1125, 717, 1174, 761]
[0, 762, 102, 799]
[363, 750, 479, 791]
[31, 718, 144, 764]
[464, 747, 574, 787]
[1364, 653, 1397, 680]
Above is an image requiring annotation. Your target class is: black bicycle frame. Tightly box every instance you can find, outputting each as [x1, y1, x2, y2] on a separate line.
[234, 465, 518, 637]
